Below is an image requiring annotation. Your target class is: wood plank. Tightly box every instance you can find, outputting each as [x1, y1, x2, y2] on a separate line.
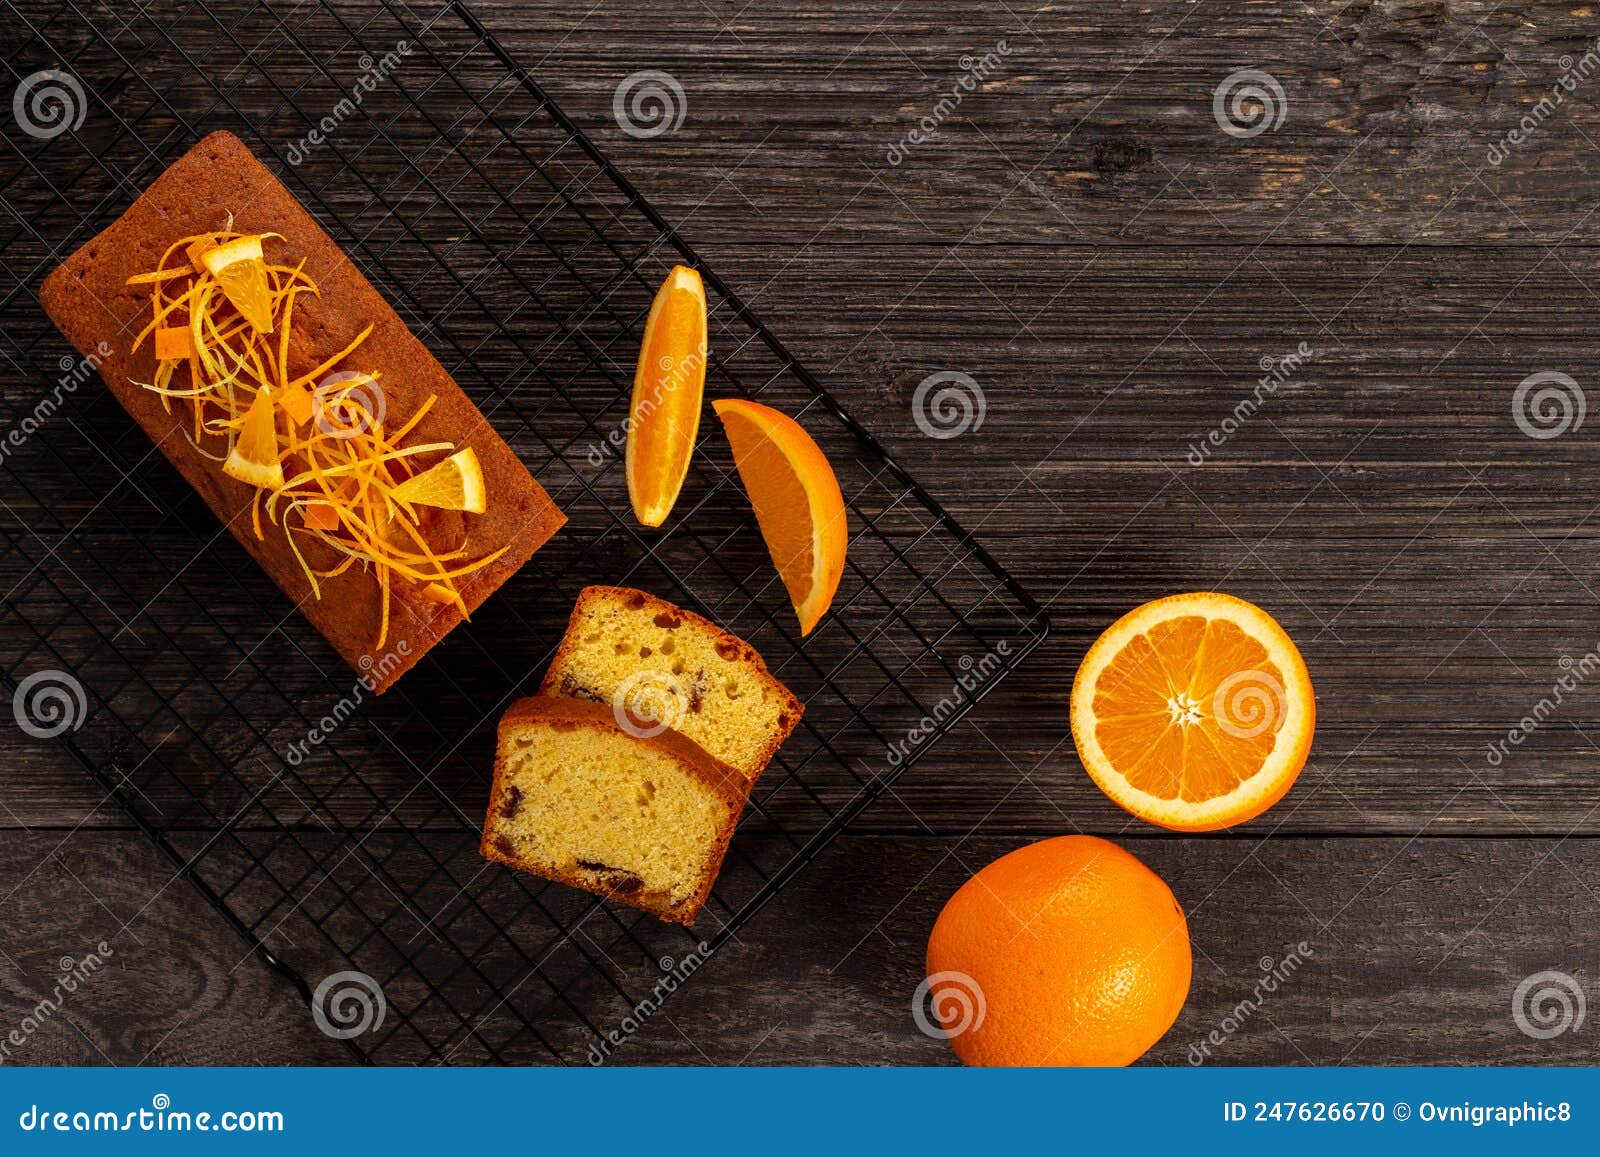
[0, 831, 345, 1065]
[624, 834, 1600, 1065]
[3, 831, 1595, 1065]
[471, 0, 1600, 246]
[6, 0, 1600, 1067]
[8, 243, 1600, 833]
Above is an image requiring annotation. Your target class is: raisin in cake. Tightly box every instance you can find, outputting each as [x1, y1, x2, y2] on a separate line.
[480, 698, 746, 925]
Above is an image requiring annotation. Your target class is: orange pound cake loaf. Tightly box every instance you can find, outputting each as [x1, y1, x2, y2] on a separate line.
[481, 698, 746, 924]
[39, 130, 564, 692]
[540, 586, 802, 782]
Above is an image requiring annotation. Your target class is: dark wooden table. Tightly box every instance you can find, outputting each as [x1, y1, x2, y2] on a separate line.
[6, 0, 1600, 1065]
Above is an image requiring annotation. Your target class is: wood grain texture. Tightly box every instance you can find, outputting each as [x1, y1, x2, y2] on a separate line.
[4, 832, 1598, 1065]
[478, 0, 1600, 245]
[5, 0, 1600, 1065]
[11, 242, 1600, 834]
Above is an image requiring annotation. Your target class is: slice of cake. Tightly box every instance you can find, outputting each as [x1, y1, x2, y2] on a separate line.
[540, 586, 802, 782]
[480, 698, 747, 925]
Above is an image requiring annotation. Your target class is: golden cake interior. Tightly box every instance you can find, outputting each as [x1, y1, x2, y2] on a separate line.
[549, 591, 795, 779]
[490, 717, 727, 908]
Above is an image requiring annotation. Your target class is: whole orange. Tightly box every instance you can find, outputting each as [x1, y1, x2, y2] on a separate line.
[924, 835, 1190, 1066]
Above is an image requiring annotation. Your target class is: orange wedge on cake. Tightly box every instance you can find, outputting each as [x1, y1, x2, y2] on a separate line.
[222, 384, 285, 489]
[202, 233, 277, 334]
[626, 265, 707, 527]
[1069, 592, 1315, 832]
[390, 447, 486, 513]
[713, 398, 847, 636]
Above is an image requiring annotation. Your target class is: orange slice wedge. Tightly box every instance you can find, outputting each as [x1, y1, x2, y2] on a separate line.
[203, 234, 275, 334]
[713, 398, 847, 636]
[626, 265, 707, 527]
[222, 385, 285, 490]
[1069, 592, 1315, 832]
[389, 448, 486, 514]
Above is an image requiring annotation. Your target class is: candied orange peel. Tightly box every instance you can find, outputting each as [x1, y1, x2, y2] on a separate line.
[126, 229, 500, 648]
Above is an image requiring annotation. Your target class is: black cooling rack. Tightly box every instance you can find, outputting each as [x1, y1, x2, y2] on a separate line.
[0, 0, 1048, 1064]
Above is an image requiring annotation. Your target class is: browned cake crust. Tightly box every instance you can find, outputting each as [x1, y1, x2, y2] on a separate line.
[540, 585, 803, 777]
[479, 697, 747, 925]
[38, 130, 565, 692]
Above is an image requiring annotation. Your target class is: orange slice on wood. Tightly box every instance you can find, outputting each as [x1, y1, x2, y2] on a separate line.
[203, 234, 275, 335]
[1069, 592, 1315, 832]
[626, 265, 707, 527]
[713, 398, 847, 636]
[222, 385, 285, 490]
[389, 447, 486, 513]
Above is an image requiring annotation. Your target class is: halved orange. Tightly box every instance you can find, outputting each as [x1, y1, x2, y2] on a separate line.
[390, 447, 486, 513]
[222, 385, 285, 490]
[626, 265, 707, 527]
[203, 234, 275, 334]
[1069, 592, 1314, 832]
[713, 398, 847, 636]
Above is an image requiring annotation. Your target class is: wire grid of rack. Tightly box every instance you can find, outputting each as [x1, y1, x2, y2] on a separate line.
[0, 0, 1048, 1064]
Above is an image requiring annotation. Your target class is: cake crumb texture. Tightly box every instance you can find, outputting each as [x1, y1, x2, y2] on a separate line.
[480, 697, 745, 924]
[541, 585, 802, 781]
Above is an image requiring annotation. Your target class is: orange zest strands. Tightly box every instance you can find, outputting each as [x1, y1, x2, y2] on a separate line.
[125, 229, 501, 647]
